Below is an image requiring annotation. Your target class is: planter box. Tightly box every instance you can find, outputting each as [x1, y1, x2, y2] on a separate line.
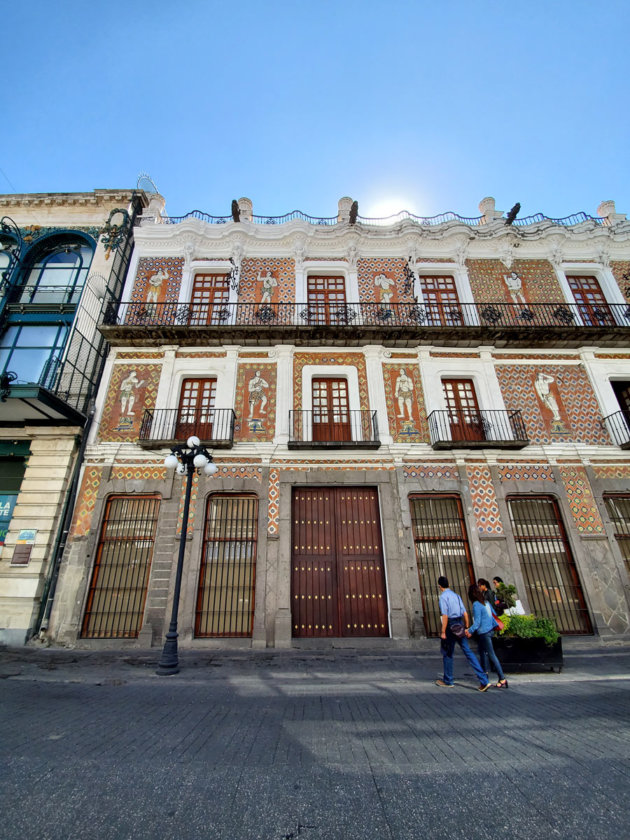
[493, 635, 563, 672]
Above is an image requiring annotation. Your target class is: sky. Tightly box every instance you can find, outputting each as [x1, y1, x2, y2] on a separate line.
[2, 1, 629, 221]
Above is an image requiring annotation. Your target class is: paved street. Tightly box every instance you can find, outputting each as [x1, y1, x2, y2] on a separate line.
[1, 641, 630, 840]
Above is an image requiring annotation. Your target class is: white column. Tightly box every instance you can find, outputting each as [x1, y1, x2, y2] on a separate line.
[364, 346, 393, 445]
[273, 345, 294, 445]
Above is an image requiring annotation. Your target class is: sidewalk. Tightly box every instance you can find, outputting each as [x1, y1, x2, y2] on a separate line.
[2, 635, 630, 685]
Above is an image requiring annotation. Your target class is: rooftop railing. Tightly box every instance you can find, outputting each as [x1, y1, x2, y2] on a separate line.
[159, 210, 605, 228]
[104, 300, 630, 330]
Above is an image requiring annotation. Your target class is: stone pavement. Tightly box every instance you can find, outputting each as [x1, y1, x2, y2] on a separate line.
[1, 639, 630, 840]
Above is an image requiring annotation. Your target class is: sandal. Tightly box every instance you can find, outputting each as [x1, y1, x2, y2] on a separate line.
[496, 679, 509, 689]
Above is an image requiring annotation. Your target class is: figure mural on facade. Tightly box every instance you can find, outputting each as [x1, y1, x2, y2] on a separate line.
[258, 269, 278, 304]
[395, 368, 415, 420]
[534, 371, 567, 432]
[146, 267, 169, 313]
[503, 271, 527, 305]
[374, 273, 395, 305]
[248, 370, 269, 419]
[119, 370, 145, 416]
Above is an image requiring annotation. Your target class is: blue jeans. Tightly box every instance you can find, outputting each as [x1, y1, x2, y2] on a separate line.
[476, 631, 505, 681]
[441, 630, 489, 686]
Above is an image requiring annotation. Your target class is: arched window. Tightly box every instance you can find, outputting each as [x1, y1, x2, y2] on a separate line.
[19, 235, 93, 304]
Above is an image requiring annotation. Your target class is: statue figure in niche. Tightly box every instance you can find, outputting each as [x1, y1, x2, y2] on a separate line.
[374, 273, 395, 305]
[146, 267, 169, 313]
[503, 271, 527, 306]
[534, 371, 567, 431]
[395, 368, 415, 420]
[120, 370, 145, 416]
[248, 370, 269, 418]
[258, 269, 278, 304]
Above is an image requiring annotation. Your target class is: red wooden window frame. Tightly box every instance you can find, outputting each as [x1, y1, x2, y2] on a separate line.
[307, 275, 346, 324]
[442, 378, 485, 442]
[567, 275, 614, 326]
[189, 274, 230, 325]
[176, 378, 217, 440]
[312, 377, 351, 442]
[418, 275, 462, 326]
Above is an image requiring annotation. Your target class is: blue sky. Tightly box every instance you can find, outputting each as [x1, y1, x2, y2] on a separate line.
[3, 1, 629, 220]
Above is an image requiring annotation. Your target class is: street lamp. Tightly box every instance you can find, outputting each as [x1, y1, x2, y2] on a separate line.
[156, 435, 218, 676]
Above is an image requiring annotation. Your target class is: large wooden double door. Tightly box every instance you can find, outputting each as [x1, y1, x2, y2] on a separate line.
[291, 487, 388, 637]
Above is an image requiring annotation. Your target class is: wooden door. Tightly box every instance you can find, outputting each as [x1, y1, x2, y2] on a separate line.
[442, 378, 485, 441]
[419, 275, 462, 326]
[307, 276, 346, 324]
[190, 274, 230, 325]
[312, 378, 351, 442]
[176, 378, 216, 440]
[292, 487, 388, 637]
[567, 275, 614, 326]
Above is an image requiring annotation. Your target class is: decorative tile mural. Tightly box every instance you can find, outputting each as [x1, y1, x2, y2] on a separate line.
[357, 258, 416, 304]
[498, 464, 555, 482]
[559, 466, 605, 533]
[466, 259, 565, 304]
[466, 464, 503, 534]
[382, 363, 428, 443]
[117, 351, 164, 360]
[131, 257, 184, 305]
[98, 364, 161, 442]
[611, 261, 630, 300]
[496, 364, 608, 445]
[403, 464, 459, 480]
[592, 465, 630, 480]
[239, 258, 295, 303]
[268, 468, 279, 534]
[110, 466, 168, 481]
[233, 363, 277, 442]
[70, 466, 102, 538]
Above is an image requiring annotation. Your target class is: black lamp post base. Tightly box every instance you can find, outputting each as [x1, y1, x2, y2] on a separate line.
[156, 631, 180, 676]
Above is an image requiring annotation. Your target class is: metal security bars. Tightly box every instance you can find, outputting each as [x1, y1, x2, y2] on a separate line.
[195, 494, 258, 637]
[603, 495, 630, 575]
[81, 496, 160, 638]
[507, 497, 592, 634]
[288, 410, 380, 448]
[428, 408, 529, 449]
[409, 495, 475, 637]
[138, 408, 236, 447]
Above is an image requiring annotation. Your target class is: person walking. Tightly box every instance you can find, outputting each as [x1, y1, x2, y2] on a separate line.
[435, 576, 490, 691]
[466, 584, 508, 689]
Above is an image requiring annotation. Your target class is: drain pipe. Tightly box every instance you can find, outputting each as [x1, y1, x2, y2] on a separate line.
[35, 406, 95, 638]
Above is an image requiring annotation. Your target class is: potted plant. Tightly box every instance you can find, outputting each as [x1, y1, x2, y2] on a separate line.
[494, 613, 563, 672]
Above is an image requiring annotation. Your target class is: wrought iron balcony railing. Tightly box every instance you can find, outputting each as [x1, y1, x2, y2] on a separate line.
[104, 300, 630, 331]
[601, 410, 630, 449]
[428, 409, 529, 449]
[288, 410, 380, 448]
[138, 408, 236, 447]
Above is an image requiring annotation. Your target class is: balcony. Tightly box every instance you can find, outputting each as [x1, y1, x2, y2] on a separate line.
[138, 408, 236, 448]
[601, 411, 630, 449]
[288, 410, 380, 449]
[428, 409, 529, 449]
[100, 300, 630, 348]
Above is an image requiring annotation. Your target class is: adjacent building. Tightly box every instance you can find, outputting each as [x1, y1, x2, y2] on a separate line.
[0, 189, 146, 644]
[46, 194, 630, 648]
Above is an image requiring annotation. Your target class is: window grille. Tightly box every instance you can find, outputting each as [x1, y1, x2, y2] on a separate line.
[195, 494, 258, 637]
[81, 495, 160, 638]
[507, 496, 592, 634]
[409, 494, 475, 637]
[603, 495, 630, 575]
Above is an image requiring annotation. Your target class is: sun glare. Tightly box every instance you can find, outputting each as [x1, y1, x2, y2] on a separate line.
[364, 197, 420, 219]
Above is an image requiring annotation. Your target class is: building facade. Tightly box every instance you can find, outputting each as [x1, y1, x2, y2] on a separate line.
[0, 189, 146, 644]
[47, 195, 630, 648]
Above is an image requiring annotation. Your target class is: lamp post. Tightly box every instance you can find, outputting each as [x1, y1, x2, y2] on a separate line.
[156, 435, 218, 676]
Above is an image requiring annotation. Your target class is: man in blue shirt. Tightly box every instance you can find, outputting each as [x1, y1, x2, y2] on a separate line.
[436, 576, 490, 691]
